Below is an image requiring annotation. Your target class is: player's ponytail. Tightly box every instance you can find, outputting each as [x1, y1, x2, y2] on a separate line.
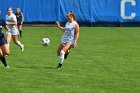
[72, 13, 76, 21]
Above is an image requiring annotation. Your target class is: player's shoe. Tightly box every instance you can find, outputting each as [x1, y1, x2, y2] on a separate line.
[21, 44, 24, 52]
[57, 63, 62, 69]
[64, 50, 70, 59]
[5, 65, 9, 69]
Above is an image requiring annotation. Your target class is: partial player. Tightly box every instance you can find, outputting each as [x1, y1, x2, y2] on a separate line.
[6, 7, 24, 51]
[0, 11, 10, 68]
[56, 11, 80, 69]
[15, 8, 24, 37]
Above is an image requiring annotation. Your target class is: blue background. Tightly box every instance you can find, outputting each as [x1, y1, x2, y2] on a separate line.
[0, 0, 140, 22]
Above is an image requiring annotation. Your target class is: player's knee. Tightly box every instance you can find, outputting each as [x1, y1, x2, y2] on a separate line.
[13, 39, 18, 44]
[5, 50, 10, 55]
[0, 52, 3, 57]
[14, 41, 17, 44]
[60, 50, 65, 58]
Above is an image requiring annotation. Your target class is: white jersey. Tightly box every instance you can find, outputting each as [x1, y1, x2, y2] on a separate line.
[6, 14, 19, 35]
[6, 14, 17, 29]
[61, 21, 77, 45]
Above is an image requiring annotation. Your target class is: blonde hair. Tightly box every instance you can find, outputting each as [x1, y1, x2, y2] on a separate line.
[16, 8, 21, 12]
[68, 11, 76, 21]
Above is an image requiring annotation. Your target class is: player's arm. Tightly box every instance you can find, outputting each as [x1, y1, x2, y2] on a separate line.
[2, 19, 10, 31]
[6, 20, 17, 25]
[4, 25, 10, 31]
[6, 15, 17, 25]
[21, 13, 24, 24]
[56, 21, 65, 32]
[74, 23, 80, 48]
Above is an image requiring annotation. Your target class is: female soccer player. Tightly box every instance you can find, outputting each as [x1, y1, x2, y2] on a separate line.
[56, 11, 80, 69]
[0, 12, 10, 68]
[6, 7, 24, 51]
[15, 8, 24, 37]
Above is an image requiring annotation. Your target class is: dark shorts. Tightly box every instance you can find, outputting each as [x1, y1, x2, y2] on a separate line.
[18, 22, 22, 25]
[0, 36, 7, 46]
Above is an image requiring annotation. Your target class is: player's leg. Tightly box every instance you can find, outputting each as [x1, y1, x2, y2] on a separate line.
[57, 44, 64, 56]
[57, 43, 71, 69]
[6, 33, 11, 48]
[18, 24, 22, 37]
[64, 46, 71, 59]
[57, 44, 64, 69]
[12, 35, 24, 51]
[0, 47, 9, 68]
[1, 44, 10, 56]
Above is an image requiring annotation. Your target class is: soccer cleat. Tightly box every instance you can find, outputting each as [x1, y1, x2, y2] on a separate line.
[5, 65, 9, 69]
[57, 63, 62, 69]
[21, 44, 24, 52]
[64, 50, 70, 59]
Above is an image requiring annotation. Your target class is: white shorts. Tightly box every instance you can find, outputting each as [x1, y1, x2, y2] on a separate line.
[61, 42, 74, 48]
[6, 27, 19, 35]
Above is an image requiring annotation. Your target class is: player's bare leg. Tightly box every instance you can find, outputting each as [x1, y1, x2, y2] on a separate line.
[12, 35, 24, 51]
[6, 34, 11, 48]
[57, 44, 63, 56]
[57, 43, 71, 69]
[0, 46, 9, 68]
[18, 25, 23, 37]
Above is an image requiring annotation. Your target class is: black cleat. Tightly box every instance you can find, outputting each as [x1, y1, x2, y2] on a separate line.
[64, 50, 70, 59]
[57, 63, 62, 69]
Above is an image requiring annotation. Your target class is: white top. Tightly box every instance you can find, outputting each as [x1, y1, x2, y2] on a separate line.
[6, 14, 17, 29]
[61, 21, 77, 45]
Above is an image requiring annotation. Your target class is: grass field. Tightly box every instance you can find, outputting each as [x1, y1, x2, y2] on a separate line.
[0, 27, 140, 93]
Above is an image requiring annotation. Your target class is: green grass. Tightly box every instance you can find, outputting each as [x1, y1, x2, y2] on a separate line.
[0, 27, 140, 93]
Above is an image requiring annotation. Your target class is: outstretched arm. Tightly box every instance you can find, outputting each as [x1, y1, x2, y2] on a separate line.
[56, 21, 65, 32]
[6, 20, 17, 25]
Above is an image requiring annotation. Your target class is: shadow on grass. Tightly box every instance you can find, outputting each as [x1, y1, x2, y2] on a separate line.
[17, 66, 56, 69]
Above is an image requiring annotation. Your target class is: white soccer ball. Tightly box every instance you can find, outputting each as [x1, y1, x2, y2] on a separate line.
[41, 38, 50, 46]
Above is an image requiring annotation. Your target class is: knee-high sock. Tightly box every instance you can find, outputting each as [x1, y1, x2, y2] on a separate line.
[15, 41, 22, 47]
[0, 57, 7, 67]
[59, 50, 65, 64]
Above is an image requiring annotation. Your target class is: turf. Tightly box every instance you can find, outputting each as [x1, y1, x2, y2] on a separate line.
[0, 27, 140, 93]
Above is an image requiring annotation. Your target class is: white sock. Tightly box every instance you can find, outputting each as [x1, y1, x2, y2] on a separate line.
[15, 41, 22, 47]
[59, 50, 65, 64]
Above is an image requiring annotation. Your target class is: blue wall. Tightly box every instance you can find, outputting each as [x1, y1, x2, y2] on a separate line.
[0, 0, 139, 22]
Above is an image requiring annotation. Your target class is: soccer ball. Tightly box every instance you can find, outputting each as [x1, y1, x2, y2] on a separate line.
[41, 38, 50, 46]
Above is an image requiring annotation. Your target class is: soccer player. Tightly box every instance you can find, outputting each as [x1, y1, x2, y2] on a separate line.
[56, 11, 80, 69]
[6, 7, 24, 51]
[15, 8, 24, 37]
[0, 11, 10, 68]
